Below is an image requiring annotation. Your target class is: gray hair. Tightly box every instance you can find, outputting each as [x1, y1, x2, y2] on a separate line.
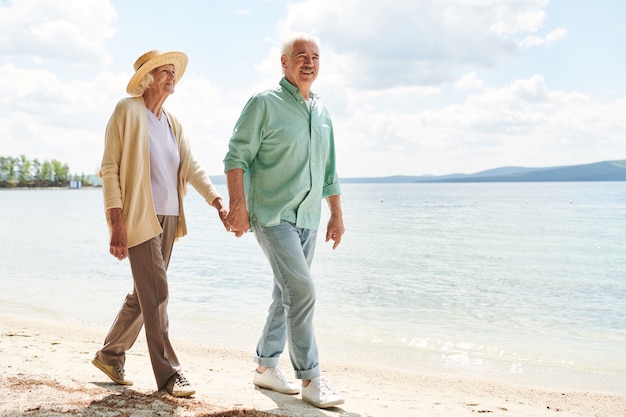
[138, 72, 154, 96]
[281, 32, 320, 57]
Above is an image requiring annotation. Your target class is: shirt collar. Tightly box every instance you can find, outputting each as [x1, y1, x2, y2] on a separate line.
[280, 77, 317, 100]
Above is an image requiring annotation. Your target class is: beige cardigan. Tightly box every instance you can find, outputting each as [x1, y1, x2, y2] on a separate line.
[100, 96, 221, 248]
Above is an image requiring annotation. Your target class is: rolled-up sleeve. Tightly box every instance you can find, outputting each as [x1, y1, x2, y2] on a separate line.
[224, 96, 264, 173]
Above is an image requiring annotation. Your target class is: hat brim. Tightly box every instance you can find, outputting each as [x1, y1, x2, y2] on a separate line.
[126, 51, 188, 97]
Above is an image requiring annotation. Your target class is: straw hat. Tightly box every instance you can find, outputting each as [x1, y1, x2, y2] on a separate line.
[126, 50, 188, 96]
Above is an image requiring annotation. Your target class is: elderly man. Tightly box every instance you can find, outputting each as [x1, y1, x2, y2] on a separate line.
[223, 33, 345, 409]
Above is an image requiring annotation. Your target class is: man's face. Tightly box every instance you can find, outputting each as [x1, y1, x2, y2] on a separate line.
[281, 40, 319, 91]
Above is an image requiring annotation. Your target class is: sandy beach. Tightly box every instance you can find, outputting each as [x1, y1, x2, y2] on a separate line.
[0, 313, 624, 417]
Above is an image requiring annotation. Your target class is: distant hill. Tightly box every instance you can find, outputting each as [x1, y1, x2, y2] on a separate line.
[209, 159, 626, 184]
[340, 159, 626, 183]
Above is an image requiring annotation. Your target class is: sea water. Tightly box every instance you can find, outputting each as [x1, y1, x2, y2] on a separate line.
[1, 182, 624, 392]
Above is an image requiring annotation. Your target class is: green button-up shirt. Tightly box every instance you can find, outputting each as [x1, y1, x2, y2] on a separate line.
[224, 77, 341, 230]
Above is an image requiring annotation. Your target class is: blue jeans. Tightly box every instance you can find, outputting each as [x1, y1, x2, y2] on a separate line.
[251, 220, 321, 380]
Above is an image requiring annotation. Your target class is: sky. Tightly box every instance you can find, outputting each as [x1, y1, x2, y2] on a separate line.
[0, 0, 624, 178]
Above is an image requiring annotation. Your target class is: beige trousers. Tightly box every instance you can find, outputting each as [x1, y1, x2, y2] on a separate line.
[96, 215, 181, 389]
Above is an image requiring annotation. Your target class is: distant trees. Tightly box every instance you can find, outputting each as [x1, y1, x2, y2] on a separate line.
[0, 155, 95, 187]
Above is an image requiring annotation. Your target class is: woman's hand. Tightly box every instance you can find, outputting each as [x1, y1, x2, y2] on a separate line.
[108, 208, 128, 260]
[212, 198, 230, 231]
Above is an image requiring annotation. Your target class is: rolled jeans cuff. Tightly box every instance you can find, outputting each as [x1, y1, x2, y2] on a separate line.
[253, 355, 320, 380]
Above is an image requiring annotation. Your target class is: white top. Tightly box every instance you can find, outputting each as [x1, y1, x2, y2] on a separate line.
[147, 109, 180, 215]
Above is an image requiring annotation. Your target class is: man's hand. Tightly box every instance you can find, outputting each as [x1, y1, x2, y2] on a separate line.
[225, 168, 250, 237]
[225, 206, 250, 237]
[325, 195, 344, 250]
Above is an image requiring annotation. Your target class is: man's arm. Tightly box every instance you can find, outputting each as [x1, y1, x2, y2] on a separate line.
[225, 168, 250, 237]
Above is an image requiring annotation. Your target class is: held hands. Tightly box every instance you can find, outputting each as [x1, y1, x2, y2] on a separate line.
[225, 205, 250, 238]
[215, 197, 248, 237]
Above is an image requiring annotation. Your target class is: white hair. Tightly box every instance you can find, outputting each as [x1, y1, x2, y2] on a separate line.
[138, 72, 154, 95]
[280, 32, 320, 57]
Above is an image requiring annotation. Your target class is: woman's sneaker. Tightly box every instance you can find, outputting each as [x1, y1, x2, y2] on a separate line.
[92, 358, 133, 386]
[253, 367, 300, 394]
[302, 376, 344, 408]
[165, 372, 195, 397]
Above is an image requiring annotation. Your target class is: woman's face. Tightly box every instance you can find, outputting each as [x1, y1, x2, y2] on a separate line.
[147, 64, 177, 96]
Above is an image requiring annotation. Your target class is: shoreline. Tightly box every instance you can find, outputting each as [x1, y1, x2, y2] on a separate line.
[1, 313, 624, 417]
[7, 295, 622, 396]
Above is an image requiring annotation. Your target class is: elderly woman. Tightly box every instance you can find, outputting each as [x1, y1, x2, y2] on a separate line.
[92, 50, 227, 397]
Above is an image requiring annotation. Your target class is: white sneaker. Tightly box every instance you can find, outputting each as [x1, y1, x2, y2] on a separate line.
[253, 367, 300, 394]
[302, 376, 345, 408]
[165, 372, 195, 397]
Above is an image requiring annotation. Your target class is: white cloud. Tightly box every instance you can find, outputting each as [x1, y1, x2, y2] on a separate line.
[519, 27, 568, 48]
[454, 72, 484, 91]
[0, 0, 116, 65]
[332, 75, 626, 176]
[545, 27, 568, 43]
[277, 0, 557, 89]
[257, 0, 624, 177]
[488, 0, 548, 34]
[0, 62, 123, 174]
[0, 0, 623, 179]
